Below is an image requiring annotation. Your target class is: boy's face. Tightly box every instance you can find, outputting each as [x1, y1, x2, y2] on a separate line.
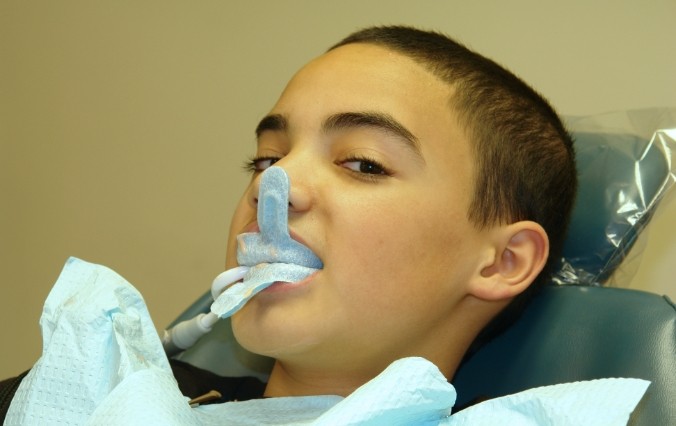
[226, 43, 492, 376]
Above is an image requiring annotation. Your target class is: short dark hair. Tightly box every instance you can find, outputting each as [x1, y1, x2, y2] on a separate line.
[330, 26, 577, 355]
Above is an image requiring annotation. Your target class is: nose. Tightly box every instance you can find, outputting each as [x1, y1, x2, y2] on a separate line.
[247, 164, 312, 214]
[248, 164, 312, 213]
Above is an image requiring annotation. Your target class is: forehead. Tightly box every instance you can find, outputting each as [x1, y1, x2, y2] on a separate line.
[271, 43, 474, 194]
[274, 44, 468, 145]
[275, 44, 455, 129]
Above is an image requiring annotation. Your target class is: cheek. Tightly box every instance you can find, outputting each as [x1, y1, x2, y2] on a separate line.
[225, 194, 254, 268]
[327, 200, 469, 307]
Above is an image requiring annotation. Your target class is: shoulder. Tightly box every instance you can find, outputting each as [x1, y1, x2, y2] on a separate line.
[0, 360, 266, 422]
[170, 359, 266, 404]
[0, 370, 29, 422]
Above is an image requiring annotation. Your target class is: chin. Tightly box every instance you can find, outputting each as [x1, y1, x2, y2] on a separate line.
[231, 303, 323, 358]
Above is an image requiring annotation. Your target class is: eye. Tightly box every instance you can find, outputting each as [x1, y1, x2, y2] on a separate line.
[340, 156, 391, 177]
[243, 156, 281, 173]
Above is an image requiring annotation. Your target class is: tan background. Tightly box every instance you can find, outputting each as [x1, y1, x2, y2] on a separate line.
[1, 1, 675, 378]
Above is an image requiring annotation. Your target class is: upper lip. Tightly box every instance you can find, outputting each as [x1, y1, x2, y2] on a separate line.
[243, 222, 260, 234]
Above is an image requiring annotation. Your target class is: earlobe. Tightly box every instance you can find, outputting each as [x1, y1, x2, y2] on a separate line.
[469, 221, 549, 301]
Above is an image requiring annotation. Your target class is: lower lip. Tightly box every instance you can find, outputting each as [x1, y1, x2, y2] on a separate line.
[261, 271, 319, 294]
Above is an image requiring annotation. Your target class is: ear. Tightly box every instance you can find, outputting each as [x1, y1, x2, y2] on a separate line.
[468, 221, 549, 302]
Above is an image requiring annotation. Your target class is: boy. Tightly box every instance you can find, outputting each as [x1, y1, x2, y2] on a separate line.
[225, 25, 575, 397]
[2, 25, 583, 421]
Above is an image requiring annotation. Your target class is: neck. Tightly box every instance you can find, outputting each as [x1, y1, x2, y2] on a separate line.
[263, 359, 382, 397]
[262, 298, 493, 397]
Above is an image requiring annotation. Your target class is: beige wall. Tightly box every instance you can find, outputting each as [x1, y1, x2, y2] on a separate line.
[1, 1, 675, 378]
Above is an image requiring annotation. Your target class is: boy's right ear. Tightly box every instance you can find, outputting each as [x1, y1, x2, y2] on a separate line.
[468, 221, 549, 302]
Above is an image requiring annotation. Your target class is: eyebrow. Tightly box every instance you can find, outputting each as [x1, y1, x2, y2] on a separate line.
[255, 114, 287, 138]
[322, 111, 423, 159]
[254, 111, 423, 161]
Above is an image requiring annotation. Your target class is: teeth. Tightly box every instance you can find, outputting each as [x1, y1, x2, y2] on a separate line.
[211, 166, 323, 318]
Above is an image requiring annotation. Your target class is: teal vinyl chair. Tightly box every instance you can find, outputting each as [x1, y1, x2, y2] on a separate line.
[452, 285, 675, 425]
[170, 129, 676, 425]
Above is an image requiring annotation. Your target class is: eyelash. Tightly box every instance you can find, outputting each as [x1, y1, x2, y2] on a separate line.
[339, 154, 392, 182]
[243, 156, 280, 173]
[243, 155, 392, 182]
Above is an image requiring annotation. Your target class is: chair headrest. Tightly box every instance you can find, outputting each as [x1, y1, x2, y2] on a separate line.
[554, 126, 674, 285]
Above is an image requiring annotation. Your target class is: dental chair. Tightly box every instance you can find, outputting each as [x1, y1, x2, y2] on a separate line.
[169, 117, 676, 425]
[454, 126, 676, 425]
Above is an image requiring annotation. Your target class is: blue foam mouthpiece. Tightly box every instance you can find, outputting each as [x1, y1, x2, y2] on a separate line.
[237, 166, 323, 269]
[211, 166, 323, 318]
